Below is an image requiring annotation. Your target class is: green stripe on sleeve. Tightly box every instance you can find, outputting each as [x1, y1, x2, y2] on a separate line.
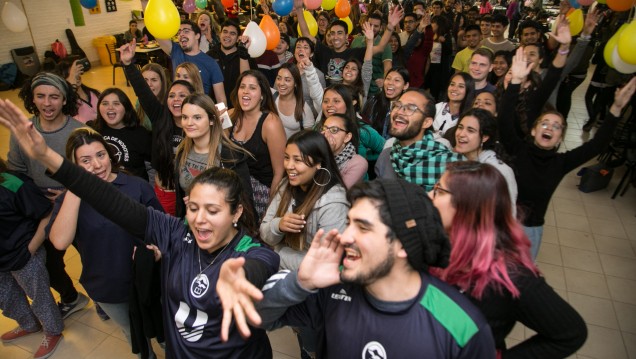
[1, 173, 24, 193]
[420, 284, 479, 348]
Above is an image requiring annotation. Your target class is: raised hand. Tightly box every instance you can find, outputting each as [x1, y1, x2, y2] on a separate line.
[217, 257, 264, 342]
[293, 0, 303, 11]
[0, 99, 52, 163]
[419, 12, 431, 31]
[582, 8, 599, 36]
[362, 22, 374, 42]
[510, 47, 534, 84]
[548, 15, 571, 46]
[279, 213, 306, 233]
[610, 77, 636, 115]
[297, 57, 313, 72]
[118, 39, 136, 66]
[388, 5, 405, 30]
[297, 229, 344, 291]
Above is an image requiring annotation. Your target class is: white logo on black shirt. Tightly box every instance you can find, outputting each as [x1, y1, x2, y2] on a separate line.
[191, 274, 210, 298]
[362, 341, 387, 359]
[331, 288, 351, 302]
[175, 301, 208, 342]
[184, 233, 193, 243]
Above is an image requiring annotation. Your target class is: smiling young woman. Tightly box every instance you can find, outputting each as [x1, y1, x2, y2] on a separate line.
[174, 94, 252, 219]
[88, 88, 151, 181]
[273, 63, 318, 138]
[229, 70, 287, 219]
[261, 130, 349, 270]
[49, 128, 163, 356]
[0, 99, 280, 357]
[498, 49, 636, 259]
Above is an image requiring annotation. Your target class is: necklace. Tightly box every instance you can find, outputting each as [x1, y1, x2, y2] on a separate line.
[196, 240, 232, 279]
[190, 238, 233, 298]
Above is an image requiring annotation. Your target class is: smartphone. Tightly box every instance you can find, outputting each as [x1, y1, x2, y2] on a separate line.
[78, 57, 91, 71]
[215, 103, 233, 129]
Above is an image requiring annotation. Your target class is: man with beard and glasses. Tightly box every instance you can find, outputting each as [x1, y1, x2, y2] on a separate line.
[207, 20, 255, 108]
[157, 20, 227, 105]
[374, 89, 463, 191]
[216, 179, 496, 358]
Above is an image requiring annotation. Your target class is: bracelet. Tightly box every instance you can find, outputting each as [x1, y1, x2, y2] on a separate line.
[387, 26, 395, 32]
[558, 47, 570, 55]
[579, 34, 591, 41]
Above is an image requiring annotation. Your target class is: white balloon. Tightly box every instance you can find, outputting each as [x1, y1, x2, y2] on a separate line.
[2, 2, 28, 33]
[243, 21, 266, 58]
[612, 48, 636, 74]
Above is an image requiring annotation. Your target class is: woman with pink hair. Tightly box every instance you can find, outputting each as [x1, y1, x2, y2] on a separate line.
[430, 161, 587, 358]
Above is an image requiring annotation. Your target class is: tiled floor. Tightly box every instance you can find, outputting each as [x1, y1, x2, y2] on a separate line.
[1, 65, 635, 358]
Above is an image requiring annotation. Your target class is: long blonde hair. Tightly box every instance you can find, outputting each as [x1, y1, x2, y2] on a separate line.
[176, 94, 250, 172]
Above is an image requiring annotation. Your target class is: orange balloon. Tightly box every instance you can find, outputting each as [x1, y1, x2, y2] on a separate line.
[606, 0, 634, 11]
[566, 7, 575, 15]
[222, 0, 233, 9]
[260, 15, 281, 50]
[334, 0, 351, 18]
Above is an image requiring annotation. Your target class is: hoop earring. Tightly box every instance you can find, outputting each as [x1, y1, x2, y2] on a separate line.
[313, 167, 331, 187]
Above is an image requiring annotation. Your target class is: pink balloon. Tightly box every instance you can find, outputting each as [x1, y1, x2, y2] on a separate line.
[577, 0, 594, 5]
[304, 0, 322, 10]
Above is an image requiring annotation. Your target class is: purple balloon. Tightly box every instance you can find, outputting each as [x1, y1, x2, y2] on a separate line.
[272, 0, 293, 16]
[183, 0, 196, 13]
[79, 0, 97, 8]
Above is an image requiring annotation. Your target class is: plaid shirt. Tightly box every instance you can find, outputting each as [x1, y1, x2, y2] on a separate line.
[391, 131, 464, 191]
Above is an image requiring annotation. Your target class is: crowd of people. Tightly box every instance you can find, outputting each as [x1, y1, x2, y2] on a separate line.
[1, 0, 635, 358]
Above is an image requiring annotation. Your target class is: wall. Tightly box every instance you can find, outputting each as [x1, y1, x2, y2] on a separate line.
[0, 0, 144, 65]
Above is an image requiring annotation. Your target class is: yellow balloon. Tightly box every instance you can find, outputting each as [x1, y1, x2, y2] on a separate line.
[604, 24, 627, 68]
[340, 17, 353, 34]
[567, 9, 583, 36]
[322, 0, 336, 10]
[297, 10, 318, 37]
[617, 20, 636, 65]
[145, 0, 181, 40]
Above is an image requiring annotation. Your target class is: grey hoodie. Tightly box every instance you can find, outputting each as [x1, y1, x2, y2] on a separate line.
[260, 183, 349, 270]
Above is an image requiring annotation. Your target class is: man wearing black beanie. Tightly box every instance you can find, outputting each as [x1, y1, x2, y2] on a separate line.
[218, 179, 496, 358]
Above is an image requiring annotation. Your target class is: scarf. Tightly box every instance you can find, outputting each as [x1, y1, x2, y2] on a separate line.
[390, 131, 464, 191]
[335, 142, 356, 170]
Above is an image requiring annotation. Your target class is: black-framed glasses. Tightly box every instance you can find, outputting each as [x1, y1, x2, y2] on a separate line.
[433, 183, 452, 198]
[391, 101, 425, 116]
[321, 126, 348, 135]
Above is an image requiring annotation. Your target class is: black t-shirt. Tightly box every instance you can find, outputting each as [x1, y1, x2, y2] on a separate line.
[0, 172, 52, 272]
[93, 124, 152, 181]
[314, 41, 366, 86]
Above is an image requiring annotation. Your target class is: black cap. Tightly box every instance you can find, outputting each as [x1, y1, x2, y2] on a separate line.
[377, 179, 450, 271]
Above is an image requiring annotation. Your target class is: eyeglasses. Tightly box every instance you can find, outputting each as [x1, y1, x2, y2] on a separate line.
[540, 122, 564, 131]
[433, 183, 452, 198]
[321, 126, 348, 135]
[391, 101, 425, 116]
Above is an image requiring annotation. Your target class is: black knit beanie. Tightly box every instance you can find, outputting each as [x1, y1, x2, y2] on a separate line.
[377, 179, 451, 271]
